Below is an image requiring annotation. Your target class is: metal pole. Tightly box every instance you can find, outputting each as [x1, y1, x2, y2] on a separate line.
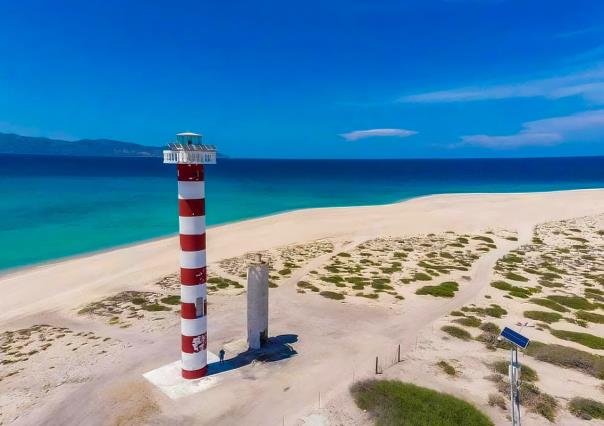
[509, 346, 521, 426]
[398, 344, 401, 362]
[375, 356, 379, 374]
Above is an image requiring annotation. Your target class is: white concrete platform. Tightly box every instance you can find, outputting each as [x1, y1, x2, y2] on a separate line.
[143, 351, 220, 400]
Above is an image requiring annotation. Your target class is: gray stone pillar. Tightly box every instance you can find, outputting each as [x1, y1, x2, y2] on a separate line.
[247, 254, 269, 350]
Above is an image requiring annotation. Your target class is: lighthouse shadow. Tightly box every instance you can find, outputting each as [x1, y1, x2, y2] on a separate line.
[206, 334, 298, 376]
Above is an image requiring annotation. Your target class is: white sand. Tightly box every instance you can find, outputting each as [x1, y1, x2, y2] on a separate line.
[0, 189, 603, 426]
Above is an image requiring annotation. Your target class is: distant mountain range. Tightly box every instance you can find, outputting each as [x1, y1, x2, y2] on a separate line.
[0, 132, 226, 158]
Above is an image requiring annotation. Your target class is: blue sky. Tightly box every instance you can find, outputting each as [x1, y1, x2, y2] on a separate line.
[1, 0, 604, 158]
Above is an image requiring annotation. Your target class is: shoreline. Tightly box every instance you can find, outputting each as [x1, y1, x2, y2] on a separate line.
[1, 187, 603, 278]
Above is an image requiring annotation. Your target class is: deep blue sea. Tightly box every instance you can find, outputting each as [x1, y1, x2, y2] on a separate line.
[1, 154, 603, 271]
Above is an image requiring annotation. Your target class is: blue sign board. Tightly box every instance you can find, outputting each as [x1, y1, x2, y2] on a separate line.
[500, 327, 530, 349]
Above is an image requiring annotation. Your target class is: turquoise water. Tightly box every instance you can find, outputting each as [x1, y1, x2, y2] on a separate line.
[1, 155, 603, 271]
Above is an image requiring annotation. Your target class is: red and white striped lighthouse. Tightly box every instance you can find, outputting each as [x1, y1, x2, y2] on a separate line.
[164, 132, 217, 380]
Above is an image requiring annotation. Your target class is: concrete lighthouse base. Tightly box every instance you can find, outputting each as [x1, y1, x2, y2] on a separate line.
[143, 351, 220, 399]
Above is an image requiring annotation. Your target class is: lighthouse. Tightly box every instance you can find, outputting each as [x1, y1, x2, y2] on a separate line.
[163, 132, 217, 379]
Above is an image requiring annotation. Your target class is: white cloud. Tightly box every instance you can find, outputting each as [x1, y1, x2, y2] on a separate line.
[399, 65, 604, 104]
[339, 128, 418, 141]
[460, 109, 604, 148]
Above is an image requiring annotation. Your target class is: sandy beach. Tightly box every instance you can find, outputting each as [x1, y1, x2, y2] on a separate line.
[1, 189, 603, 426]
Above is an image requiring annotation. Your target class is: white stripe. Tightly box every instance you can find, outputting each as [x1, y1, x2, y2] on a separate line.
[180, 250, 206, 269]
[181, 284, 207, 303]
[179, 216, 206, 235]
[178, 181, 205, 200]
[181, 317, 207, 336]
[181, 351, 207, 371]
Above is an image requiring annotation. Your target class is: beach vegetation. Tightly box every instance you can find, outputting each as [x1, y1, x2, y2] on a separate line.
[505, 272, 529, 282]
[530, 298, 569, 312]
[479, 322, 500, 334]
[488, 393, 507, 410]
[473, 236, 494, 244]
[485, 304, 507, 318]
[320, 275, 344, 284]
[568, 397, 604, 420]
[450, 310, 465, 317]
[413, 272, 432, 281]
[416, 281, 459, 298]
[319, 291, 345, 300]
[207, 276, 242, 289]
[453, 316, 481, 327]
[356, 292, 379, 299]
[436, 360, 457, 376]
[160, 295, 180, 305]
[350, 379, 493, 426]
[441, 325, 472, 340]
[297, 281, 319, 292]
[490, 281, 512, 291]
[546, 295, 597, 310]
[550, 329, 604, 350]
[141, 303, 170, 312]
[524, 341, 604, 379]
[576, 310, 604, 324]
[523, 311, 562, 324]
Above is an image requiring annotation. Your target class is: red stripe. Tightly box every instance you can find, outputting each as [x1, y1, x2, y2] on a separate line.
[177, 164, 204, 181]
[182, 366, 207, 379]
[182, 333, 207, 354]
[181, 267, 206, 285]
[181, 302, 200, 319]
[180, 234, 206, 251]
[179, 199, 205, 217]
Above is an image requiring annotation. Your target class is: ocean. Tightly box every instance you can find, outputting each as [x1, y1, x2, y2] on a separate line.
[1, 154, 603, 271]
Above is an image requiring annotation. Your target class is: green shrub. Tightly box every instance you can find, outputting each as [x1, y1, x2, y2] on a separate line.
[473, 236, 495, 244]
[141, 303, 170, 312]
[450, 310, 465, 317]
[479, 322, 501, 334]
[524, 341, 604, 379]
[506, 272, 529, 282]
[319, 291, 345, 300]
[546, 296, 597, 310]
[356, 292, 379, 299]
[442, 325, 472, 340]
[453, 316, 481, 327]
[530, 298, 569, 313]
[485, 304, 507, 318]
[416, 281, 459, 298]
[576, 310, 604, 324]
[350, 380, 493, 426]
[523, 310, 562, 324]
[568, 397, 604, 420]
[519, 382, 558, 422]
[491, 281, 513, 291]
[437, 360, 457, 376]
[160, 295, 180, 305]
[337, 252, 351, 257]
[372, 281, 394, 291]
[550, 329, 604, 349]
[297, 281, 320, 292]
[320, 275, 344, 284]
[414, 272, 433, 281]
